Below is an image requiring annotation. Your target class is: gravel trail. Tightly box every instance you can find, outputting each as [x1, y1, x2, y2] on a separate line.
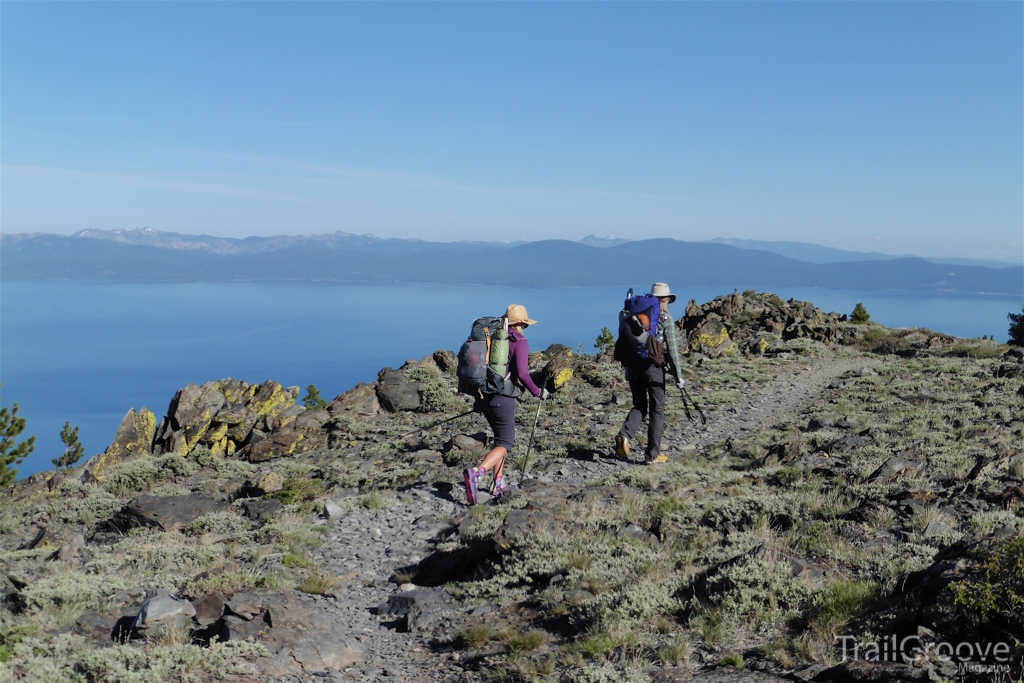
[305, 354, 877, 683]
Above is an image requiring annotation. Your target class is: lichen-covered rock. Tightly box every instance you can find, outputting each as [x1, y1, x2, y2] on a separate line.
[144, 378, 305, 458]
[88, 407, 157, 478]
[272, 404, 305, 430]
[683, 290, 852, 356]
[173, 383, 227, 452]
[248, 380, 295, 418]
[687, 314, 737, 357]
[256, 471, 284, 493]
[540, 348, 576, 390]
[216, 378, 254, 404]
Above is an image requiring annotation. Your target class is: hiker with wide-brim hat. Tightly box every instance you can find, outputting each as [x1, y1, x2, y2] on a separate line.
[615, 282, 685, 464]
[463, 304, 548, 504]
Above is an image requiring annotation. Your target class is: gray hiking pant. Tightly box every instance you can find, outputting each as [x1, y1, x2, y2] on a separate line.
[619, 362, 666, 459]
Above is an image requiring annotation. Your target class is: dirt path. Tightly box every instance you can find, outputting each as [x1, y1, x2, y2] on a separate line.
[305, 354, 877, 683]
[682, 355, 878, 450]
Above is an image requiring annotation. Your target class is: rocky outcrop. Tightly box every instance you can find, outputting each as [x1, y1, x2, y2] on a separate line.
[683, 290, 854, 357]
[151, 379, 300, 458]
[86, 377, 340, 465]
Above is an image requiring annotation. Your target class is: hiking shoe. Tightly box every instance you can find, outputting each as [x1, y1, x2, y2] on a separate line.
[647, 454, 669, 464]
[464, 467, 483, 505]
[491, 477, 511, 498]
[615, 435, 630, 460]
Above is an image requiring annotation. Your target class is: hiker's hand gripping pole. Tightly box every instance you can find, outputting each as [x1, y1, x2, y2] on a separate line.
[518, 394, 545, 487]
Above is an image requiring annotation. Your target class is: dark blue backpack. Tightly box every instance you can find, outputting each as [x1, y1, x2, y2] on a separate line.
[456, 316, 511, 398]
[613, 293, 662, 364]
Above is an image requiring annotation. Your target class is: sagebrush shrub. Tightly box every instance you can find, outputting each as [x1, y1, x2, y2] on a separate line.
[102, 458, 159, 497]
[406, 366, 458, 413]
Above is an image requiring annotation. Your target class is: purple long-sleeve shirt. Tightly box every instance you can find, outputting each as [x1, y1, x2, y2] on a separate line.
[508, 329, 542, 397]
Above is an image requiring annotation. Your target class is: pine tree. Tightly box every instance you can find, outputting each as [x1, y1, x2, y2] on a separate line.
[851, 303, 871, 324]
[302, 384, 327, 409]
[0, 393, 36, 488]
[594, 327, 616, 353]
[53, 421, 85, 470]
[1009, 305, 1024, 347]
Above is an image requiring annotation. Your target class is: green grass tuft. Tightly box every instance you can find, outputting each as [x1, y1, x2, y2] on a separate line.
[807, 579, 879, 637]
[458, 623, 495, 648]
[298, 569, 339, 595]
[719, 653, 744, 667]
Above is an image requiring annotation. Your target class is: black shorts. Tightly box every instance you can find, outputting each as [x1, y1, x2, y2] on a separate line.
[475, 394, 516, 450]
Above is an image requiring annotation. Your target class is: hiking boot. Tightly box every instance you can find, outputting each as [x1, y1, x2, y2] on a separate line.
[615, 435, 630, 461]
[491, 477, 510, 498]
[464, 467, 483, 505]
[647, 454, 669, 464]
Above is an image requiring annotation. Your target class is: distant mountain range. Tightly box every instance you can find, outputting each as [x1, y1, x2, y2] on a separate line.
[705, 238, 1022, 269]
[2, 228, 1021, 295]
[581, 234, 1020, 267]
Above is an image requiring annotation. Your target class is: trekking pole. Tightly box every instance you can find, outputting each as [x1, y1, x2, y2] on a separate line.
[679, 387, 707, 425]
[678, 387, 694, 422]
[394, 409, 475, 441]
[518, 396, 545, 487]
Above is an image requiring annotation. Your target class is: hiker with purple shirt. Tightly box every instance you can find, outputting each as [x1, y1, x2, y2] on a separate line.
[463, 304, 549, 504]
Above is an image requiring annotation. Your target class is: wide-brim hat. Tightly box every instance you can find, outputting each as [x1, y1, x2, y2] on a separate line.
[651, 282, 676, 303]
[505, 304, 538, 326]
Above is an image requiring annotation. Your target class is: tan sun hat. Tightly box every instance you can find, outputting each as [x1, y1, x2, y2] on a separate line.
[505, 304, 538, 326]
[651, 282, 676, 303]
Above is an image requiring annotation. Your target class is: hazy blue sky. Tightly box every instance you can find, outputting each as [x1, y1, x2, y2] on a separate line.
[2, 2, 1021, 260]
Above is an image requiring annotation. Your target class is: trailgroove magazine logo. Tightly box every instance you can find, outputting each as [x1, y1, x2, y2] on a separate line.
[835, 635, 1014, 674]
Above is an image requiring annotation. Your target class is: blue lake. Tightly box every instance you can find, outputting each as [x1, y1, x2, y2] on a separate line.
[1, 280, 1020, 477]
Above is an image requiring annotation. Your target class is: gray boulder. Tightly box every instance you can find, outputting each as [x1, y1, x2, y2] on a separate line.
[378, 587, 449, 632]
[55, 533, 86, 563]
[110, 495, 229, 532]
[192, 591, 226, 627]
[322, 501, 344, 521]
[869, 451, 922, 483]
[494, 505, 567, 548]
[244, 427, 325, 463]
[255, 591, 366, 675]
[376, 368, 421, 412]
[328, 382, 380, 416]
[241, 499, 283, 523]
[444, 433, 488, 453]
[290, 407, 329, 430]
[132, 594, 195, 629]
